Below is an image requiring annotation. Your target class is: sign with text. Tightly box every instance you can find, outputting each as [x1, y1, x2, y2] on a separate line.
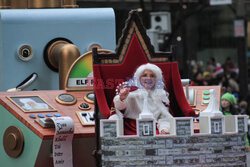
[234, 19, 245, 37]
[65, 49, 111, 91]
[66, 51, 93, 91]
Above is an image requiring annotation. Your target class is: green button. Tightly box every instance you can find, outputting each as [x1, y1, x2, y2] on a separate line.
[203, 96, 210, 100]
[203, 91, 210, 95]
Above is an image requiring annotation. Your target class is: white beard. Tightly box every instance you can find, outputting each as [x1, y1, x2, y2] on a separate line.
[134, 88, 169, 105]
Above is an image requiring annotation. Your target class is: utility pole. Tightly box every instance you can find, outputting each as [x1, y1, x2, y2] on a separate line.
[236, 0, 248, 100]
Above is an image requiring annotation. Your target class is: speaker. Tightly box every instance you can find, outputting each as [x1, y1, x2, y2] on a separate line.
[150, 12, 171, 33]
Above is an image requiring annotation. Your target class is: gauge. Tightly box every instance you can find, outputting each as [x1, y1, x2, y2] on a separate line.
[84, 92, 94, 104]
[56, 93, 76, 105]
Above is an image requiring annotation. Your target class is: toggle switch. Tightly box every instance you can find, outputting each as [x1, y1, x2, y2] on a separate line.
[76, 111, 95, 126]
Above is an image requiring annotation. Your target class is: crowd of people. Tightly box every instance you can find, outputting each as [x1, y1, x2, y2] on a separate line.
[189, 57, 250, 146]
[189, 57, 249, 116]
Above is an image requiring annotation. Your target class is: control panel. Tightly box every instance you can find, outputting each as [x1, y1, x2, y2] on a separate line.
[0, 90, 96, 167]
[0, 90, 95, 138]
[183, 85, 221, 113]
[183, 85, 221, 132]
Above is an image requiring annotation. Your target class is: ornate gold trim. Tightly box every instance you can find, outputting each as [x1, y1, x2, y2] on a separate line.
[117, 21, 168, 64]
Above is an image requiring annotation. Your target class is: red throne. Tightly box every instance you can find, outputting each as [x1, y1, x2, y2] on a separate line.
[93, 10, 195, 134]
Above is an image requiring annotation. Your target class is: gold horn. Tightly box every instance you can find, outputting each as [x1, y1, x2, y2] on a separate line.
[46, 40, 80, 89]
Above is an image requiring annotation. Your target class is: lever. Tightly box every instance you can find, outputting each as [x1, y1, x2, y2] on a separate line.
[181, 79, 195, 106]
[7, 73, 38, 92]
[16, 73, 38, 90]
[181, 79, 191, 99]
[81, 113, 88, 122]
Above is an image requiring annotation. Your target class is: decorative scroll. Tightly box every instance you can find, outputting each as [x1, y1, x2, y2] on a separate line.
[47, 116, 74, 167]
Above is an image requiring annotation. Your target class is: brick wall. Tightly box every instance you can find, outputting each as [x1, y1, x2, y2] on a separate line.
[101, 116, 247, 167]
[238, 118, 245, 133]
[176, 119, 191, 136]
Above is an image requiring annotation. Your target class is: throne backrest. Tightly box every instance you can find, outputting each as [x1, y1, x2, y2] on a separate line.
[93, 10, 194, 118]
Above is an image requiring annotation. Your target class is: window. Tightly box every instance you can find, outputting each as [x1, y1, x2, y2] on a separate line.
[143, 124, 150, 135]
[214, 122, 220, 133]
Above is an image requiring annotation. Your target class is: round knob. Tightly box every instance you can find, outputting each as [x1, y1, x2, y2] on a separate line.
[79, 102, 91, 110]
[3, 126, 24, 158]
[6, 133, 18, 150]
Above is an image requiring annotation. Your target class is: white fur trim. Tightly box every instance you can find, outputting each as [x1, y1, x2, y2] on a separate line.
[132, 63, 169, 105]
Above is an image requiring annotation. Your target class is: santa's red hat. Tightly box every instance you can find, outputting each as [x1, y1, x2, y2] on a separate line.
[215, 67, 224, 75]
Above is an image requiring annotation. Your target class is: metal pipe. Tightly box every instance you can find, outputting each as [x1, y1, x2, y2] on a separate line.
[46, 40, 80, 89]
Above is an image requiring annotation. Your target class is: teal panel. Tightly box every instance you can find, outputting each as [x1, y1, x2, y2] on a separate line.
[0, 105, 43, 167]
[0, 8, 115, 91]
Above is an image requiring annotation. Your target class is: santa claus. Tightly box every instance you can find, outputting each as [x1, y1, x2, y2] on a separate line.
[110, 63, 173, 135]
